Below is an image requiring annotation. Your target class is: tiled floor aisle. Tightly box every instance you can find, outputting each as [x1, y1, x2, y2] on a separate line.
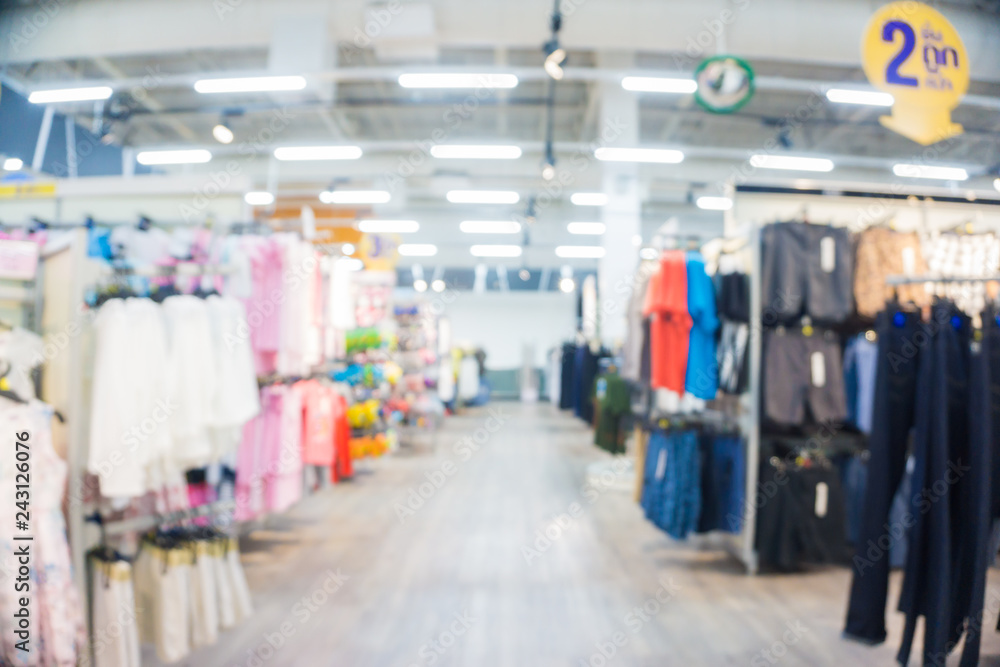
[152, 402, 1000, 666]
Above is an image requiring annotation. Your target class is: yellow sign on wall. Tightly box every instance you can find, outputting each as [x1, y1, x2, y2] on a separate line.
[862, 2, 969, 145]
[358, 233, 399, 271]
[0, 183, 56, 199]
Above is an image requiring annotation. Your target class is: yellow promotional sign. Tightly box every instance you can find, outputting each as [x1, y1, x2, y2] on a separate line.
[861, 2, 969, 145]
[0, 182, 56, 199]
[357, 233, 399, 271]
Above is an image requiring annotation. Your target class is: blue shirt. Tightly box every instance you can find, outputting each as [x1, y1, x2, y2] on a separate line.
[684, 252, 720, 399]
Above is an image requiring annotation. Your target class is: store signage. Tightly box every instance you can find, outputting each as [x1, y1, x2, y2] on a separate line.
[861, 1, 969, 145]
[0, 183, 56, 199]
[694, 56, 755, 114]
[358, 233, 399, 271]
[0, 240, 40, 280]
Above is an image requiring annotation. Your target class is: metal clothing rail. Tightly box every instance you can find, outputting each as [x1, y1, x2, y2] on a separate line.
[97, 263, 238, 278]
[885, 274, 1000, 286]
[88, 500, 238, 538]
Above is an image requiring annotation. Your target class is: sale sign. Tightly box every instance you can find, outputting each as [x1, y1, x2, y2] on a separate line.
[861, 1, 969, 145]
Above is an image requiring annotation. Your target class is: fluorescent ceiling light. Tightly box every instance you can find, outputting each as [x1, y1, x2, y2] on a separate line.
[567, 222, 606, 235]
[357, 220, 420, 233]
[556, 246, 606, 259]
[594, 147, 684, 164]
[570, 193, 608, 206]
[136, 149, 212, 165]
[3, 158, 23, 171]
[749, 155, 835, 172]
[194, 75, 307, 94]
[398, 244, 438, 257]
[398, 73, 518, 89]
[470, 244, 523, 258]
[274, 146, 362, 161]
[825, 88, 894, 107]
[244, 191, 274, 206]
[460, 220, 522, 234]
[559, 277, 576, 293]
[994, 178, 1000, 194]
[28, 86, 113, 104]
[320, 190, 391, 204]
[696, 196, 733, 211]
[413, 279, 428, 292]
[431, 279, 446, 292]
[446, 190, 520, 204]
[621, 76, 697, 94]
[892, 164, 969, 181]
[430, 145, 522, 159]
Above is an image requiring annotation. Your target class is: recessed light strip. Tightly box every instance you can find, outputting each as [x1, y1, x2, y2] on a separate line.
[470, 245, 523, 258]
[594, 147, 684, 164]
[320, 190, 391, 204]
[398, 73, 518, 89]
[460, 221, 522, 234]
[358, 220, 420, 233]
[136, 149, 212, 165]
[194, 76, 307, 94]
[274, 146, 362, 161]
[621, 76, 697, 94]
[431, 145, 522, 159]
[447, 190, 520, 204]
[29, 86, 113, 103]
[892, 164, 969, 181]
[749, 155, 835, 172]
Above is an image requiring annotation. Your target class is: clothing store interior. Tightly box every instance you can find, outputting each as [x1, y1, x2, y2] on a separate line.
[3, 0, 1000, 665]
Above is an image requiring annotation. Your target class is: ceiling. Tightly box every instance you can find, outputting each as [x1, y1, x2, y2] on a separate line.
[2, 0, 1000, 269]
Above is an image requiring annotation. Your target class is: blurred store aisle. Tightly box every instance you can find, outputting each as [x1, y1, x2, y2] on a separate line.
[157, 403, 1000, 667]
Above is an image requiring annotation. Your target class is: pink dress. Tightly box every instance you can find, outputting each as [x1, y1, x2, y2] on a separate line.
[266, 385, 303, 513]
[0, 401, 86, 666]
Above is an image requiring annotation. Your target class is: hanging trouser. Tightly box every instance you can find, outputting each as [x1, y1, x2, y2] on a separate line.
[957, 316, 992, 666]
[843, 309, 922, 644]
[897, 305, 970, 666]
[986, 309, 1000, 522]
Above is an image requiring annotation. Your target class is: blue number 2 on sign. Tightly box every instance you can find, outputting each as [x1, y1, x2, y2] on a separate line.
[882, 20, 919, 87]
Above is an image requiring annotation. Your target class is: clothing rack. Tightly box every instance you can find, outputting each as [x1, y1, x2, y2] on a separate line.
[97, 263, 238, 278]
[885, 274, 1000, 285]
[86, 500, 238, 538]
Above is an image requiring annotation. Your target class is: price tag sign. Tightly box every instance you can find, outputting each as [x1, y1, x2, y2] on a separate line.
[0, 240, 39, 280]
[861, 1, 969, 145]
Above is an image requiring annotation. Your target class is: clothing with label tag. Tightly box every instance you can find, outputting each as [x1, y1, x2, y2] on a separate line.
[762, 327, 848, 426]
[755, 441, 848, 571]
[761, 222, 854, 326]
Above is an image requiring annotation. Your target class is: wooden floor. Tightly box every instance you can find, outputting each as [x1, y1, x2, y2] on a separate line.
[155, 402, 1000, 666]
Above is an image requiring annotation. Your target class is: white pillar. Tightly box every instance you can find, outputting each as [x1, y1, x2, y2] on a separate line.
[597, 52, 641, 348]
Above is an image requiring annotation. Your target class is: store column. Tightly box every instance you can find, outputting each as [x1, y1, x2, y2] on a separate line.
[597, 52, 641, 347]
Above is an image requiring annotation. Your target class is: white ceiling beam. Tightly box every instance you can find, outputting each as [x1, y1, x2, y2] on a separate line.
[10, 67, 1000, 111]
[3, 0, 1000, 82]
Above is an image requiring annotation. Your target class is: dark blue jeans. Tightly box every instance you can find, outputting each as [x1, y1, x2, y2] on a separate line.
[895, 304, 981, 666]
[844, 308, 922, 644]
